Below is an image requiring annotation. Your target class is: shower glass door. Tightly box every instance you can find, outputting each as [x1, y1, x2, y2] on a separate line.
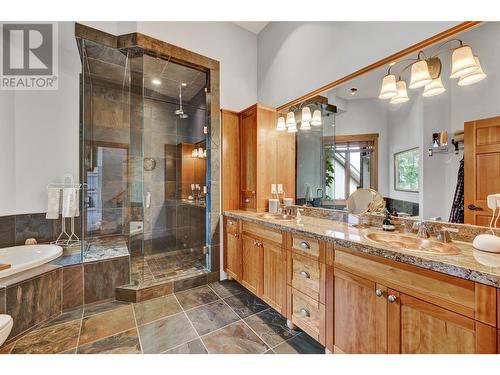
[80, 39, 210, 287]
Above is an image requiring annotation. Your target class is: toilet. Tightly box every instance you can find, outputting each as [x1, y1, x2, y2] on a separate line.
[0, 315, 13, 346]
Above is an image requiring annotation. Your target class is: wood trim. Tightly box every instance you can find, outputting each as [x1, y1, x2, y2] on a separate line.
[464, 120, 475, 225]
[474, 283, 497, 327]
[475, 321, 498, 354]
[221, 110, 241, 211]
[387, 288, 400, 354]
[325, 264, 335, 353]
[277, 21, 483, 111]
[498, 289, 500, 329]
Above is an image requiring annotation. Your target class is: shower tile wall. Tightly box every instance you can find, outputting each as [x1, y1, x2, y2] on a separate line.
[142, 94, 207, 255]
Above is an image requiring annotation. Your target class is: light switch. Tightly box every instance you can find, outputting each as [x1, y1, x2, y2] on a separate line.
[271, 184, 277, 194]
[277, 184, 283, 194]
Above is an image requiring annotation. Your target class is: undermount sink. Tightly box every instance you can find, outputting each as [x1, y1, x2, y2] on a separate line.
[364, 232, 460, 255]
[259, 213, 296, 221]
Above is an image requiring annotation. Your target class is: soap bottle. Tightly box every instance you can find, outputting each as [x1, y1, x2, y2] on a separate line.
[382, 212, 395, 232]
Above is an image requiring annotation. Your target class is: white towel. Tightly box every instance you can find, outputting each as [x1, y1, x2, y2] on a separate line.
[62, 188, 79, 218]
[46, 187, 61, 219]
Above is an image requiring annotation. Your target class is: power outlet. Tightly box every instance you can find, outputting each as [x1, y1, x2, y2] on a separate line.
[277, 184, 284, 194]
[271, 184, 277, 194]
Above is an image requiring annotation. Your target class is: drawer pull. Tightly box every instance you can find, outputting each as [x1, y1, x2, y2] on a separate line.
[299, 270, 310, 279]
[388, 295, 397, 303]
[299, 241, 310, 250]
[244, 198, 250, 203]
[299, 308, 310, 318]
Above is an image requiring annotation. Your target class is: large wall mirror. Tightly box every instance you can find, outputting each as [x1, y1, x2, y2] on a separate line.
[285, 22, 500, 227]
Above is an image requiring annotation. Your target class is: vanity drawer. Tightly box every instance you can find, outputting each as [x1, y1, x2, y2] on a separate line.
[291, 288, 325, 343]
[242, 221, 283, 245]
[291, 252, 322, 302]
[292, 234, 320, 259]
[225, 217, 239, 234]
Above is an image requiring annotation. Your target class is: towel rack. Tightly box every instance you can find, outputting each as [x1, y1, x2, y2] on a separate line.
[47, 174, 83, 247]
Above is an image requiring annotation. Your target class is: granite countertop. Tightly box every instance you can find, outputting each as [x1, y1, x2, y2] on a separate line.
[224, 210, 500, 288]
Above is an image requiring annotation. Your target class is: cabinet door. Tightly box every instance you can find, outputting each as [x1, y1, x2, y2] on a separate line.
[262, 241, 286, 314]
[334, 268, 387, 354]
[239, 109, 257, 209]
[225, 231, 241, 280]
[387, 290, 497, 354]
[241, 234, 263, 295]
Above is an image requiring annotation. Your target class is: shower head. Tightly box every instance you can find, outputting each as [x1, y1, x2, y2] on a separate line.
[175, 83, 189, 119]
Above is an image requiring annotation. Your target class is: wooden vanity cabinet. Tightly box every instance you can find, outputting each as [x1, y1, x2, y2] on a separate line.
[240, 233, 263, 295]
[334, 246, 498, 354]
[334, 268, 387, 354]
[223, 217, 241, 281]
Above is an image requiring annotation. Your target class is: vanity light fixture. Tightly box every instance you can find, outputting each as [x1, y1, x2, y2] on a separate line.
[423, 76, 446, 97]
[301, 107, 312, 123]
[379, 39, 484, 104]
[310, 109, 322, 126]
[408, 59, 433, 89]
[390, 80, 410, 104]
[191, 148, 198, 158]
[450, 45, 479, 79]
[286, 112, 296, 128]
[287, 123, 298, 133]
[378, 74, 398, 99]
[300, 120, 311, 130]
[276, 116, 286, 131]
[458, 56, 486, 86]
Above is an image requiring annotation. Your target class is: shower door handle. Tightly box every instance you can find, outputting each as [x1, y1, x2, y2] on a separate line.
[145, 192, 151, 208]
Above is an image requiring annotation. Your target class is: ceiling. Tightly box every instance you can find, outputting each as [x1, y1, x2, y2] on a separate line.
[330, 65, 387, 101]
[232, 22, 269, 34]
[83, 41, 207, 102]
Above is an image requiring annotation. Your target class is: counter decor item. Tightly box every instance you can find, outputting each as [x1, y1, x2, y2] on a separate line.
[268, 199, 279, 213]
[473, 193, 500, 253]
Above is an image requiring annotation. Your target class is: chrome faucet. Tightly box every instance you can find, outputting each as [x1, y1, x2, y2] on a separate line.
[436, 226, 458, 243]
[412, 221, 430, 239]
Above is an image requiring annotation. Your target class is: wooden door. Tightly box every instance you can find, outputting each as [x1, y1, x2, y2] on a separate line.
[334, 268, 387, 354]
[387, 290, 497, 354]
[241, 234, 263, 295]
[239, 107, 257, 209]
[225, 231, 241, 281]
[464, 116, 500, 227]
[262, 241, 286, 314]
[221, 110, 240, 211]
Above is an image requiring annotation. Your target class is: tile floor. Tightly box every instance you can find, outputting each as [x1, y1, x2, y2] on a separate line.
[0, 280, 325, 354]
[130, 248, 207, 286]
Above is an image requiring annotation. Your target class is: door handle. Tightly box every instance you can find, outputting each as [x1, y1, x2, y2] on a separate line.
[467, 204, 482, 211]
[299, 270, 310, 279]
[145, 192, 151, 208]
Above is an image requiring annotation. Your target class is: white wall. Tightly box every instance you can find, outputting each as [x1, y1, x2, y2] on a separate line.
[257, 22, 459, 107]
[0, 22, 80, 215]
[0, 91, 16, 216]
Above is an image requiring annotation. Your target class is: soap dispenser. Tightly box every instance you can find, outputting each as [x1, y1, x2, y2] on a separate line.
[382, 211, 395, 232]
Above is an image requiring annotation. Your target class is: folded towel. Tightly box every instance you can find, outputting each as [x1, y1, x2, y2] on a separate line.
[62, 188, 79, 218]
[46, 187, 61, 219]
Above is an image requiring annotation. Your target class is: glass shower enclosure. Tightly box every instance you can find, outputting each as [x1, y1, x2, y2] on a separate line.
[79, 38, 211, 287]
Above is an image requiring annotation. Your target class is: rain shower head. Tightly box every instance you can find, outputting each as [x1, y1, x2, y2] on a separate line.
[175, 83, 189, 119]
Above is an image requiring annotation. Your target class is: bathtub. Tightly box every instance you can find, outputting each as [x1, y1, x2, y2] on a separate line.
[0, 245, 63, 278]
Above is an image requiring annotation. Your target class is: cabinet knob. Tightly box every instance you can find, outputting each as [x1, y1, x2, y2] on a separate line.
[244, 198, 250, 203]
[375, 289, 384, 297]
[233, 233, 240, 238]
[388, 294, 397, 303]
[228, 220, 235, 225]
[299, 308, 310, 318]
[299, 241, 310, 250]
[299, 270, 310, 279]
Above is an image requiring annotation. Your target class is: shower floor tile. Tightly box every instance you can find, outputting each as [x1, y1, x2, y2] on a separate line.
[130, 248, 208, 287]
[1, 280, 325, 355]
